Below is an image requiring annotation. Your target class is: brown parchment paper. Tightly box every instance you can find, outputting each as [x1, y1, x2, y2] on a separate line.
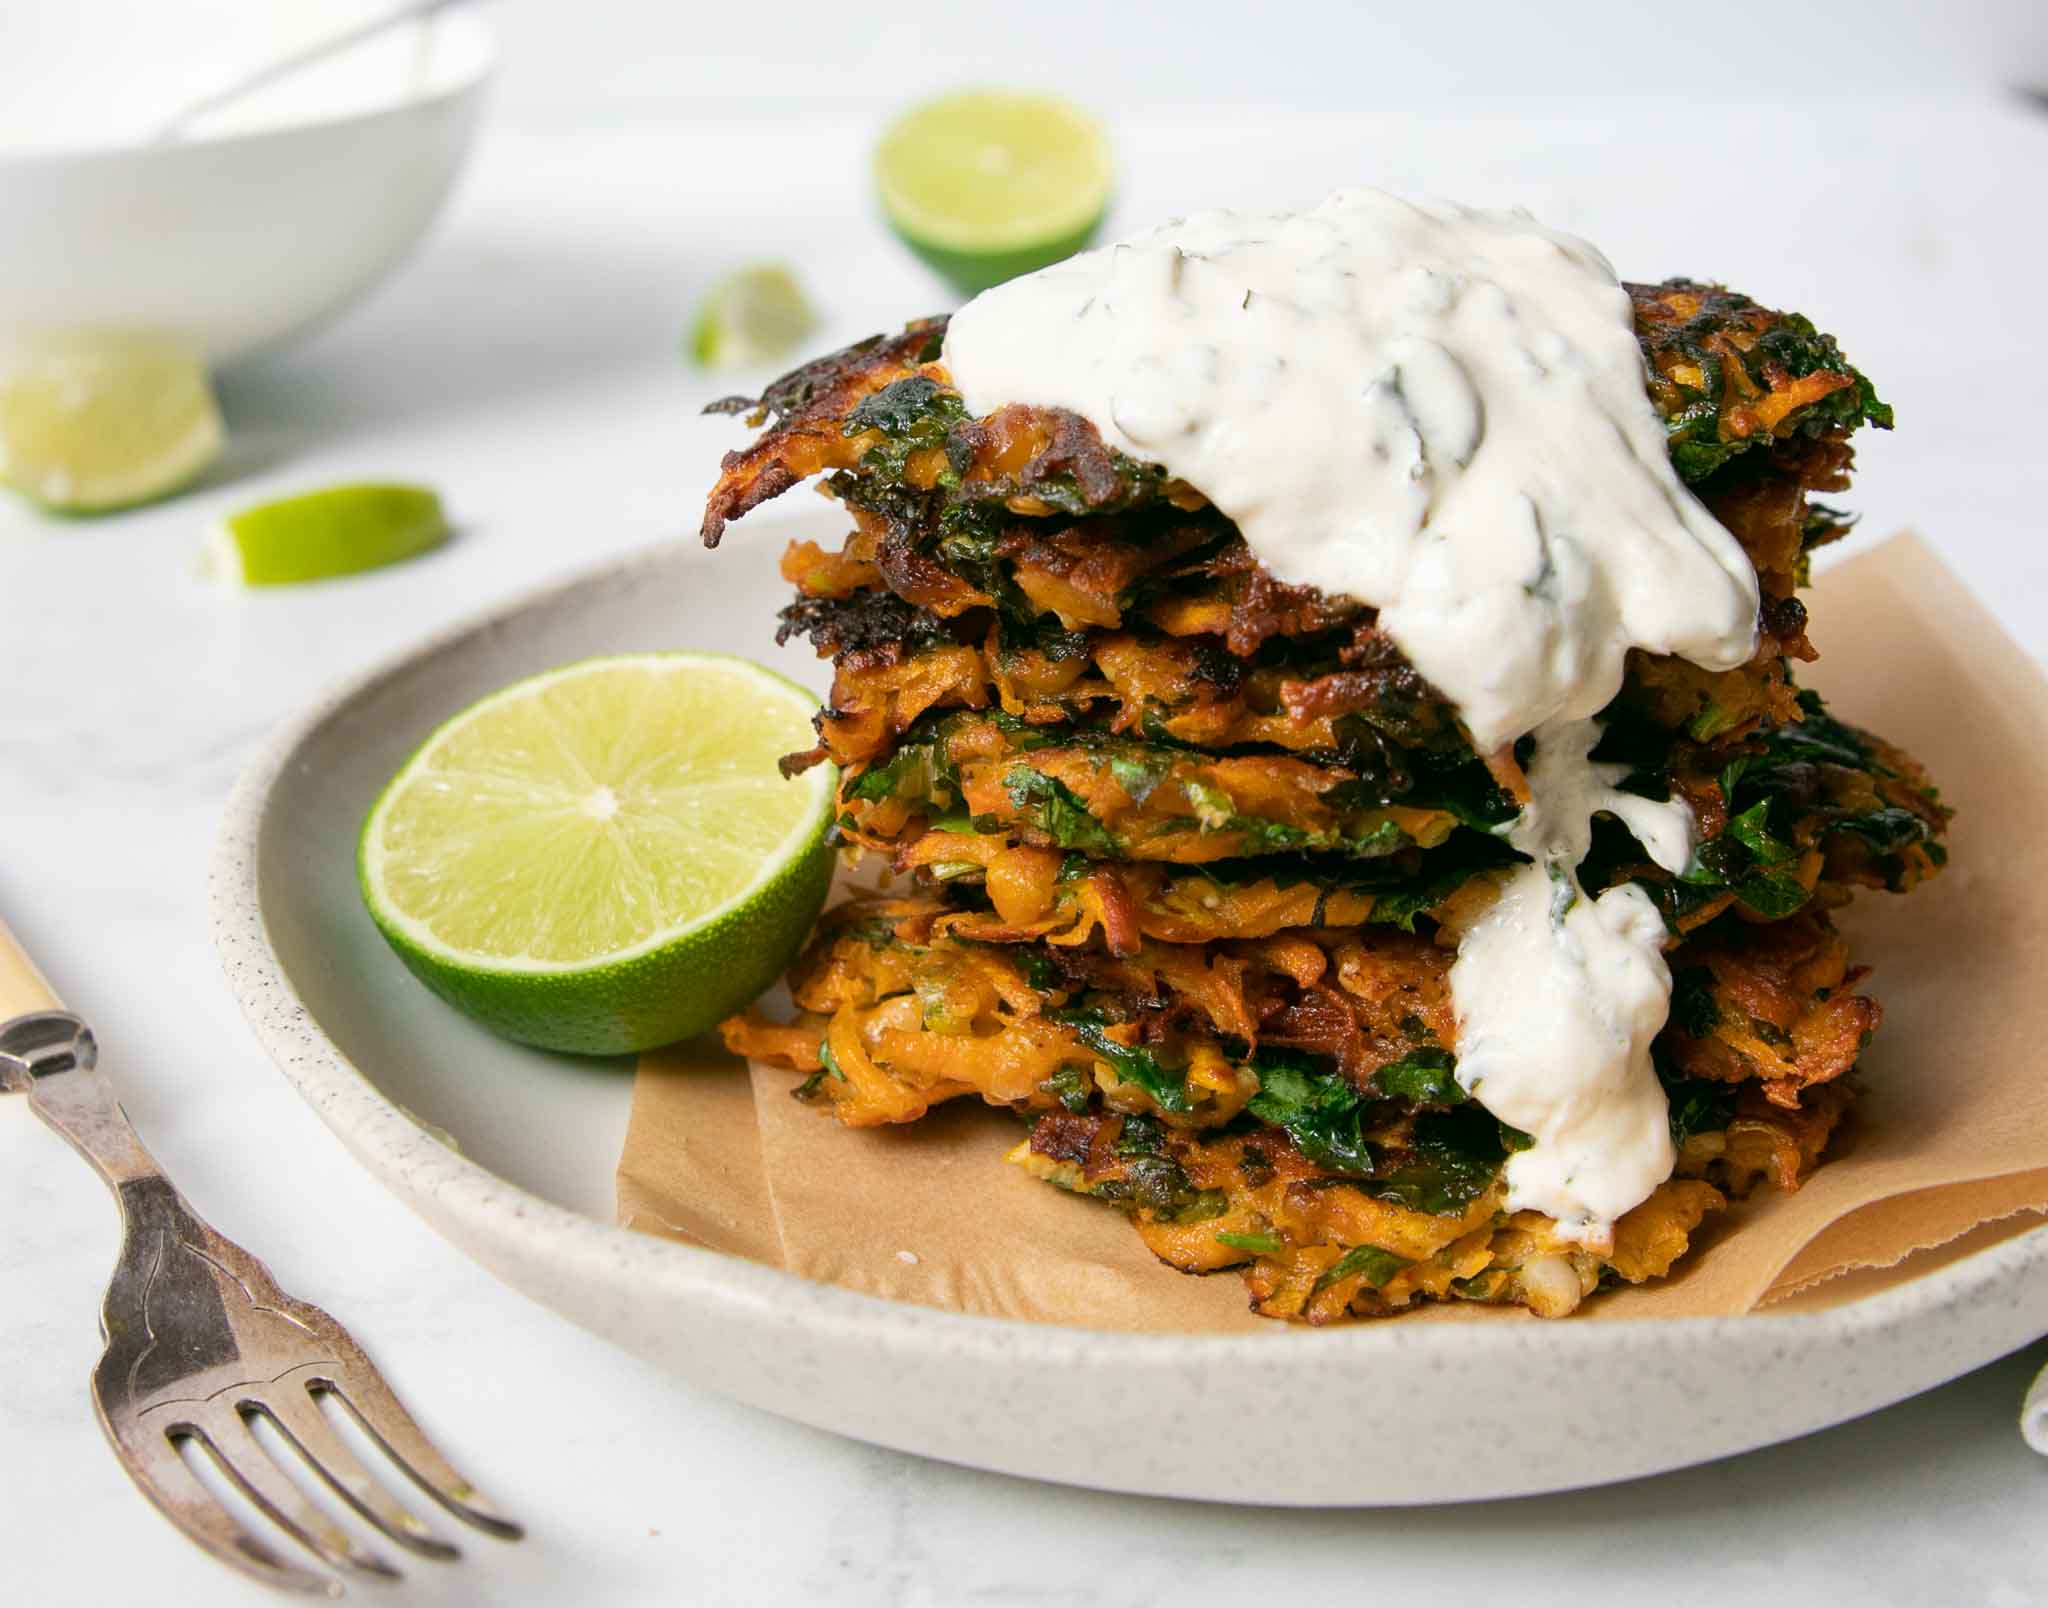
[618, 534, 2048, 1328]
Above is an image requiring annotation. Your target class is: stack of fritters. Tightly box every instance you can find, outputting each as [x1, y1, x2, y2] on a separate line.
[705, 281, 1948, 1322]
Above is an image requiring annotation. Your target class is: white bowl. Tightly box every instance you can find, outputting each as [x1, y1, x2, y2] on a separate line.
[0, 9, 493, 366]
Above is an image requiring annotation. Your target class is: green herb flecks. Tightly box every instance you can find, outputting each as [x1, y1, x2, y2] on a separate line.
[1055, 1015, 1197, 1114]
[1370, 1047, 1463, 1105]
[847, 722, 961, 808]
[843, 375, 967, 484]
[1246, 1050, 1375, 1176]
[1003, 766, 1120, 854]
[1619, 685, 1945, 928]
[1367, 1106, 1517, 1215]
[1040, 1063, 1093, 1115]
[1669, 966, 1722, 1038]
[1657, 1052, 1739, 1146]
[1314, 1243, 1412, 1293]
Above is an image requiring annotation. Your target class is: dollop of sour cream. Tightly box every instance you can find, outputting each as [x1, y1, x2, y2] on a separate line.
[943, 190, 1762, 1243]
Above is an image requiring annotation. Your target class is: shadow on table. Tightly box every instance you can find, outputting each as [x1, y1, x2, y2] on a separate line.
[214, 226, 694, 443]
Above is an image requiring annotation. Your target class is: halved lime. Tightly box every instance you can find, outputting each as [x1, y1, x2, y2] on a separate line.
[0, 334, 223, 513]
[205, 483, 448, 586]
[875, 90, 1112, 296]
[689, 264, 818, 371]
[360, 653, 836, 1056]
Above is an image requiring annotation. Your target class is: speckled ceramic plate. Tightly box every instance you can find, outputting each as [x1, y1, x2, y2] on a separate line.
[212, 523, 2048, 1506]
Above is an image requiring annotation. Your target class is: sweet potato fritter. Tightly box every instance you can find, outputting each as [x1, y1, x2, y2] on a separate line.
[704, 270, 1935, 1325]
[724, 898, 1866, 1320]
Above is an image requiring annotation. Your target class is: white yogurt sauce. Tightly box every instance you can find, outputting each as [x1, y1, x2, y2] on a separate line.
[942, 190, 1762, 1242]
[1450, 718, 1696, 1242]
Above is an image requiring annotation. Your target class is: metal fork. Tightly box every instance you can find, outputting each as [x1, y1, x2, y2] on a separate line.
[1, 918, 521, 1595]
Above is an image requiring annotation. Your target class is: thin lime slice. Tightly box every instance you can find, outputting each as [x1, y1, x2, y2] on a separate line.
[875, 90, 1112, 296]
[0, 334, 223, 514]
[689, 264, 819, 371]
[206, 483, 448, 586]
[360, 652, 836, 1056]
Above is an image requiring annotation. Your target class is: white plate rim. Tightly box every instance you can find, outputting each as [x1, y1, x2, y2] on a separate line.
[208, 535, 2048, 1487]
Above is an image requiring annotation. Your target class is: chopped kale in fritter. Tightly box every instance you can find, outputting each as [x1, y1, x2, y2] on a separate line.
[775, 590, 955, 657]
[1630, 280, 1891, 483]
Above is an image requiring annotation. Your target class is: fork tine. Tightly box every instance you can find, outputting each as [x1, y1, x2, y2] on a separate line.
[312, 1374, 524, 1540]
[181, 1415, 403, 1585]
[107, 1421, 340, 1599]
[252, 1390, 461, 1561]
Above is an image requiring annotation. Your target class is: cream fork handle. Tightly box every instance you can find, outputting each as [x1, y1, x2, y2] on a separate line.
[0, 914, 161, 1189]
[0, 915, 63, 1017]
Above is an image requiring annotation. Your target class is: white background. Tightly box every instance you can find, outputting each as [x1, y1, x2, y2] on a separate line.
[5, 3, 2048, 1604]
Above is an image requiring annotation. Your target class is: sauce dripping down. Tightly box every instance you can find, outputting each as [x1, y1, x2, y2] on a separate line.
[942, 190, 1760, 1242]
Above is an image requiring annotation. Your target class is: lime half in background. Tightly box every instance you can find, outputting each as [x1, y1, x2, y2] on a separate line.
[690, 264, 819, 371]
[0, 334, 223, 514]
[876, 90, 1112, 297]
[360, 653, 836, 1056]
[205, 483, 449, 585]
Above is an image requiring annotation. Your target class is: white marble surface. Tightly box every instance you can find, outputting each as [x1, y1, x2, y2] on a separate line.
[5, 77, 2048, 1607]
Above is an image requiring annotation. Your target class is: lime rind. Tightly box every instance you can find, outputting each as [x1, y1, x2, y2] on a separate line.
[896, 219, 1107, 299]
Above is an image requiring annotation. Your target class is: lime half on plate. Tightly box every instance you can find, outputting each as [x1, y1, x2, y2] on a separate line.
[0, 334, 223, 514]
[876, 90, 1112, 296]
[360, 652, 836, 1056]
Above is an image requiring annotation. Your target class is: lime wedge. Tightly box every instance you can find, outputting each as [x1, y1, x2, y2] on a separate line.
[360, 653, 836, 1056]
[875, 90, 1112, 296]
[206, 483, 448, 586]
[0, 334, 223, 514]
[689, 264, 819, 371]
